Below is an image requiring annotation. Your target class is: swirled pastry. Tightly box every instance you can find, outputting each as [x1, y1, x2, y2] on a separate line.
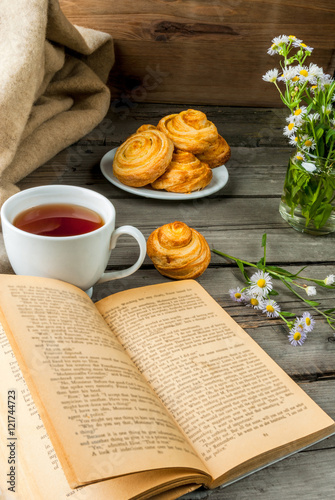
[151, 150, 212, 193]
[136, 124, 157, 133]
[147, 221, 211, 279]
[157, 109, 218, 154]
[196, 135, 231, 168]
[113, 129, 174, 187]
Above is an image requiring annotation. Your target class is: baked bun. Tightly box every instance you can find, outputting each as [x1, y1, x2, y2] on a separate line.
[136, 124, 157, 133]
[151, 150, 212, 193]
[157, 109, 218, 154]
[113, 129, 174, 187]
[196, 135, 231, 168]
[147, 221, 211, 280]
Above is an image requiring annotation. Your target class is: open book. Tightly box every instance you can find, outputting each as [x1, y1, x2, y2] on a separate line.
[0, 275, 334, 500]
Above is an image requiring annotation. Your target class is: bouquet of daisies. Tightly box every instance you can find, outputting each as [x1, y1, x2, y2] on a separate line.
[263, 35, 335, 232]
[263, 35, 335, 169]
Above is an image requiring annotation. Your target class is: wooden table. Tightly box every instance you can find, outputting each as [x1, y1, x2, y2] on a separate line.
[18, 104, 335, 500]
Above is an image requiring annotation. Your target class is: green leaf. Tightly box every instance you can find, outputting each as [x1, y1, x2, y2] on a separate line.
[236, 259, 250, 281]
[256, 257, 265, 269]
[266, 265, 297, 277]
[261, 233, 267, 248]
[305, 299, 320, 307]
[326, 128, 335, 144]
[268, 289, 279, 296]
[281, 311, 296, 317]
[315, 127, 324, 140]
[323, 308, 335, 314]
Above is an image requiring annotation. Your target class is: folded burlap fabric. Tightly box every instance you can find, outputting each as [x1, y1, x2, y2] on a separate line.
[0, 0, 114, 273]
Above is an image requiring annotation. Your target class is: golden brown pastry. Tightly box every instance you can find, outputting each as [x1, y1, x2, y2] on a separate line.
[113, 129, 174, 187]
[196, 135, 231, 168]
[157, 109, 218, 154]
[136, 124, 157, 133]
[151, 150, 212, 193]
[147, 221, 211, 280]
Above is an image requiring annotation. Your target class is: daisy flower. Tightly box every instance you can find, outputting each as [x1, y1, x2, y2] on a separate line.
[307, 112, 320, 123]
[324, 274, 335, 285]
[245, 290, 263, 309]
[293, 41, 313, 53]
[319, 73, 334, 90]
[289, 135, 299, 147]
[249, 270, 273, 297]
[294, 316, 307, 333]
[261, 299, 281, 318]
[262, 69, 279, 83]
[272, 35, 290, 45]
[300, 312, 315, 333]
[283, 122, 297, 137]
[308, 63, 324, 82]
[278, 67, 299, 82]
[305, 286, 316, 296]
[288, 325, 307, 346]
[267, 44, 278, 56]
[229, 287, 247, 302]
[301, 136, 316, 151]
[294, 151, 305, 162]
[297, 65, 312, 82]
[293, 106, 307, 117]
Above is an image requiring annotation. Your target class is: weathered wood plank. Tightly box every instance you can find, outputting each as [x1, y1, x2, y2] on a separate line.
[17, 144, 290, 197]
[75, 197, 334, 264]
[189, 446, 335, 499]
[59, 1, 335, 106]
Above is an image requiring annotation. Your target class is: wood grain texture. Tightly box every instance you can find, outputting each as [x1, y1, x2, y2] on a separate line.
[18, 103, 335, 498]
[59, 0, 335, 106]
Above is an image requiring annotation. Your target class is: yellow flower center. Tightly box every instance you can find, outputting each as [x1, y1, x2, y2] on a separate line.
[296, 155, 303, 160]
[311, 85, 317, 89]
[234, 292, 241, 299]
[300, 69, 309, 77]
[266, 305, 275, 313]
[257, 278, 266, 288]
[306, 317, 311, 326]
[250, 298, 259, 306]
[292, 76, 299, 82]
[294, 109, 302, 115]
[288, 123, 295, 130]
[300, 43, 307, 48]
[271, 43, 276, 49]
[293, 331, 301, 341]
[288, 35, 296, 40]
[305, 139, 313, 147]
[294, 137, 298, 142]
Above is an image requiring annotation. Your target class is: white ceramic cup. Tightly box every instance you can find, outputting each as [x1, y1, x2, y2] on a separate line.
[1, 185, 147, 295]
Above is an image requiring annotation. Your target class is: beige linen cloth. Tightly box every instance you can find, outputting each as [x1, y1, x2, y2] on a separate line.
[0, 0, 114, 272]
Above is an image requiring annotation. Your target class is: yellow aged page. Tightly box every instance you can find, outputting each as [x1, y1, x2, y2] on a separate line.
[97, 280, 335, 484]
[0, 275, 209, 489]
[0, 323, 203, 500]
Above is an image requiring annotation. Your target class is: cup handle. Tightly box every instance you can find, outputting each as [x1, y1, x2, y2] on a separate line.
[97, 225, 146, 284]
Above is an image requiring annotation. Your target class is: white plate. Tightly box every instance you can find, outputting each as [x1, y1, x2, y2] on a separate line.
[100, 147, 229, 200]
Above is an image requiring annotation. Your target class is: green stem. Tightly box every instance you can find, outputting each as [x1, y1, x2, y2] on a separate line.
[279, 277, 335, 330]
[212, 249, 258, 269]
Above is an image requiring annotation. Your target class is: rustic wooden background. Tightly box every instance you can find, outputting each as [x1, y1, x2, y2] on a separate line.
[18, 103, 335, 499]
[59, 0, 335, 106]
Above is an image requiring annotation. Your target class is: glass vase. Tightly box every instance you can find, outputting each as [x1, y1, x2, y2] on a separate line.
[279, 153, 335, 235]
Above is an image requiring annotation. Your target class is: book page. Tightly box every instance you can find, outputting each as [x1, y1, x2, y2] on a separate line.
[0, 323, 204, 500]
[0, 275, 209, 490]
[97, 280, 335, 484]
